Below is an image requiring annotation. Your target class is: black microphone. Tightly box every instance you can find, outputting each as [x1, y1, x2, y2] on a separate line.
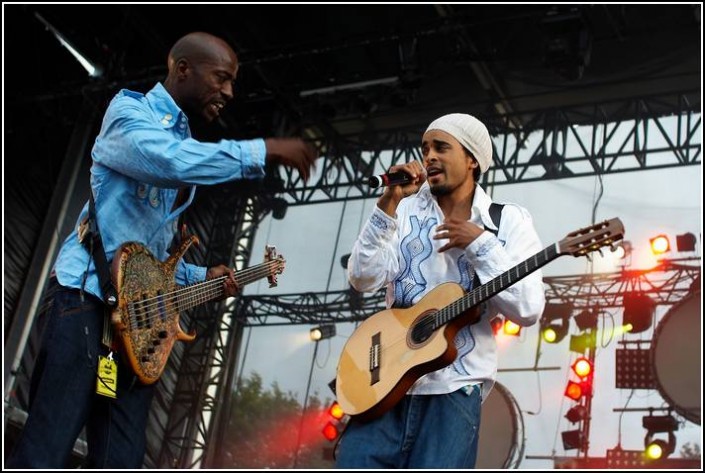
[368, 171, 412, 189]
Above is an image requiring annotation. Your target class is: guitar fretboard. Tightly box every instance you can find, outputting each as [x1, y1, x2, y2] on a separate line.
[432, 243, 559, 330]
[175, 260, 280, 311]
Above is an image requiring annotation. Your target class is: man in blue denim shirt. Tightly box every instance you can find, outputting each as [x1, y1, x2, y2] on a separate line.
[7, 31, 318, 469]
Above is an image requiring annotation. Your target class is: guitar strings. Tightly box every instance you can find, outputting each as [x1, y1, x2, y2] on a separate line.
[123, 260, 282, 325]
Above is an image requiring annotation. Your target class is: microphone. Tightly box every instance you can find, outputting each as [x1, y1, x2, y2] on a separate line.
[368, 171, 412, 189]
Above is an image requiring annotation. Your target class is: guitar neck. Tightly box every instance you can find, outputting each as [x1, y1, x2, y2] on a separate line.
[434, 243, 560, 329]
[176, 260, 276, 311]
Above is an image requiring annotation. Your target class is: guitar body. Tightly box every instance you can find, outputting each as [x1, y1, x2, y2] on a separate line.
[336, 282, 480, 421]
[110, 237, 197, 385]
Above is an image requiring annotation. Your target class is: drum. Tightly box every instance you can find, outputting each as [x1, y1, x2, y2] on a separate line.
[651, 287, 701, 425]
[476, 381, 525, 469]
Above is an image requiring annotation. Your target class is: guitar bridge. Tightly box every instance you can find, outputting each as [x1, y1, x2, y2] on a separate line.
[369, 332, 381, 385]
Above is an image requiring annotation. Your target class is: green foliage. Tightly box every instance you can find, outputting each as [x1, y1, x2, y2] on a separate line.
[222, 372, 335, 469]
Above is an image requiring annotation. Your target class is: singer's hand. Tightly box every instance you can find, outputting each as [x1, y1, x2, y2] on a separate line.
[377, 161, 426, 217]
[384, 162, 427, 198]
[434, 218, 485, 252]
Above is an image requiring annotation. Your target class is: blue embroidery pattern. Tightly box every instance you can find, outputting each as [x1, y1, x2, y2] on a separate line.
[393, 216, 436, 307]
[452, 257, 476, 374]
[370, 212, 389, 231]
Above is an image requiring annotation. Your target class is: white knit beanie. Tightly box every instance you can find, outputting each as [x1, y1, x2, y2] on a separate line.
[425, 113, 493, 173]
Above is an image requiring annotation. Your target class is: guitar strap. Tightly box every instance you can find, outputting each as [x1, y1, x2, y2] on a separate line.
[472, 202, 504, 289]
[82, 191, 118, 349]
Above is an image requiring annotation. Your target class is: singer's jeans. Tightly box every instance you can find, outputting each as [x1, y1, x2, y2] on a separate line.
[335, 385, 482, 468]
[7, 280, 155, 468]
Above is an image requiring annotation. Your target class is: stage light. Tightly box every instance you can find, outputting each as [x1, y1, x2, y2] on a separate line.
[564, 381, 585, 401]
[322, 401, 349, 442]
[676, 232, 696, 252]
[310, 324, 336, 342]
[569, 332, 596, 355]
[571, 357, 593, 379]
[645, 439, 670, 460]
[322, 421, 340, 441]
[562, 429, 587, 451]
[574, 309, 598, 332]
[328, 401, 344, 420]
[649, 235, 670, 255]
[565, 405, 588, 423]
[642, 414, 678, 460]
[503, 319, 521, 336]
[615, 240, 632, 260]
[615, 348, 655, 389]
[622, 292, 655, 334]
[270, 197, 289, 220]
[541, 317, 569, 343]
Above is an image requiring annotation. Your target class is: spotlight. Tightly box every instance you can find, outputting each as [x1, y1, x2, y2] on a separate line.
[571, 357, 593, 379]
[564, 380, 588, 401]
[270, 197, 289, 220]
[562, 429, 587, 451]
[649, 235, 670, 255]
[569, 332, 596, 355]
[541, 317, 569, 343]
[645, 439, 672, 460]
[574, 309, 598, 331]
[503, 319, 521, 336]
[676, 233, 696, 252]
[310, 324, 336, 342]
[622, 293, 655, 334]
[616, 240, 632, 260]
[541, 302, 572, 343]
[642, 414, 678, 460]
[565, 405, 588, 423]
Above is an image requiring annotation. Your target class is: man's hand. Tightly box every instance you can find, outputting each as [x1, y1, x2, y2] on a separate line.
[265, 138, 319, 182]
[206, 264, 239, 298]
[434, 218, 485, 253]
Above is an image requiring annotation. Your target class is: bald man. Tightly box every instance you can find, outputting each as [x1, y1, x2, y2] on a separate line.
[7, 32, 318, 468]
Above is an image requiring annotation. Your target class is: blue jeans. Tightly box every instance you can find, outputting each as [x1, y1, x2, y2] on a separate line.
[7, 281, 155, 468]
[335, 385, 482, 468]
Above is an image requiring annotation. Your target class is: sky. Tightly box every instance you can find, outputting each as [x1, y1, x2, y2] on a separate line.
[239, 144, 702, 468]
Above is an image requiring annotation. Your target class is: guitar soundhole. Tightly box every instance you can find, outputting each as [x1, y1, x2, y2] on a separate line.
[411, 317, 435, 344]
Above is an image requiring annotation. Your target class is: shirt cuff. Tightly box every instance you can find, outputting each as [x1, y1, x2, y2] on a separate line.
[240, 138, 267, 179]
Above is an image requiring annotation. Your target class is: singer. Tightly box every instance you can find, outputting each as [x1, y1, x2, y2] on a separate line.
[337, 113, 545, 469]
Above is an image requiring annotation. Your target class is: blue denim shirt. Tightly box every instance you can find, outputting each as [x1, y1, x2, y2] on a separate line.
[53, 82, 266, 301]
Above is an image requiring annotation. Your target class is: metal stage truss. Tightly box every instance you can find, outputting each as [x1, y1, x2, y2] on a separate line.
[232, 260, 701, 327]
[274, 92, 701, 206]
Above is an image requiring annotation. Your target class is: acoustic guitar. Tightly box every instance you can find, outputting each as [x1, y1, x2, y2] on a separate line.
[335, 218, 624, 421]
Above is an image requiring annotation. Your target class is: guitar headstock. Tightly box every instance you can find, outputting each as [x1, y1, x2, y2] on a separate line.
[264, 245, 286, 288]
[558, 218, 625, 257]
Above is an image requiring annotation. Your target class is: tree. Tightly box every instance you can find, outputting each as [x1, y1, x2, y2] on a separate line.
[222, 372, 335, 469]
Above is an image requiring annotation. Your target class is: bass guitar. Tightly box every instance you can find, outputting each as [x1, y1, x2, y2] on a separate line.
[110, 236, 285, 384]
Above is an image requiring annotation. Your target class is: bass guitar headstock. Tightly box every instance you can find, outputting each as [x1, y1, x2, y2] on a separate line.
[265, 245, 286, 288]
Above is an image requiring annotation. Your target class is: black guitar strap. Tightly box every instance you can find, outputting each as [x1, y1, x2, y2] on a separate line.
[487, 202, 504, 237]
[82, 191, 118, 307]
[472, 202, 504, 289]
